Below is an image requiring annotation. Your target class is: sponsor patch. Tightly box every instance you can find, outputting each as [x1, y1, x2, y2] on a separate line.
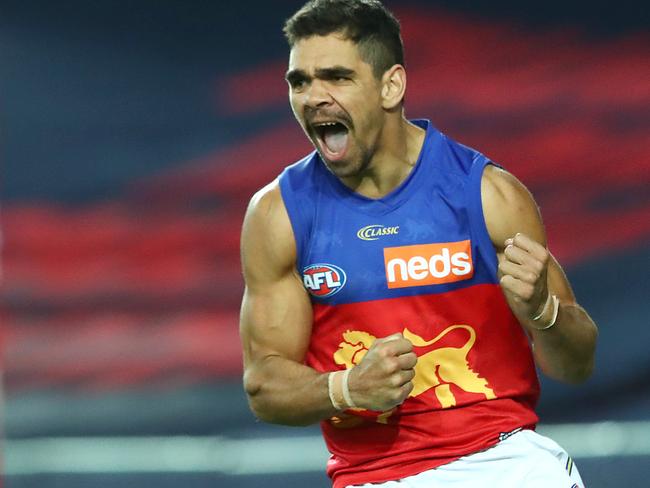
[357, 224, 400, 241]
[384, 240, 473, 289]
[303, 263, 347, 297]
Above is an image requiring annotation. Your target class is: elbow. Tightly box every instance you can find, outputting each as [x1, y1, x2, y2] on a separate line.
[548, 321, 598, 384]
[567, 312, 599, 384]
[242, 369, 317, 427]
[562, 357, 595, 384]
[243, 366, 262, 399]
[242, 366, 295, 425]
[536, 339, 597, 385]
[569, 325, 598, 384]
[541, 359, 594, 385]
[243, 367, 269, 420]
[543, 344, 597, 385]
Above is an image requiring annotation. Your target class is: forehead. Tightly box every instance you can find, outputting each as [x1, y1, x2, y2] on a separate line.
[288, 33, 366, 73]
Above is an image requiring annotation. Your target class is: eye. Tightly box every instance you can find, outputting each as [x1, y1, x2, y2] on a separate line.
[289, 78, 307, 91]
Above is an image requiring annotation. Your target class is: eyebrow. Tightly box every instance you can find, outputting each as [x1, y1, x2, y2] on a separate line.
[285, 69, 307, 85]
[285, 66, 356, 84]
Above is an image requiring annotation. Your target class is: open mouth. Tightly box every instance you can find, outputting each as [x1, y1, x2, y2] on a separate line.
[312, 121, 349, 161]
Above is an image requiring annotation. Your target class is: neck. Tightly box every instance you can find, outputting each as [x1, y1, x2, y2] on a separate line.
[340, 116, 426, 199]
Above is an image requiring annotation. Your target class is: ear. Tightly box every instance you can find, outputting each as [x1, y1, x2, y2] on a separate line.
[380, 65, 406, 110]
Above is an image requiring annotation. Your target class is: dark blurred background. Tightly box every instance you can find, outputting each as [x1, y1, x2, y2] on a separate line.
[1, 0, 649, 487]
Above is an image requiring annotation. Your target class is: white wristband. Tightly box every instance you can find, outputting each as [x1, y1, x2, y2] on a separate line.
[531, 292, 553, 321]
[531, 294, 560, 330]
[341, 368, 358, 409]
[328, 371, 345, 411]
[328, 370, 357, 410]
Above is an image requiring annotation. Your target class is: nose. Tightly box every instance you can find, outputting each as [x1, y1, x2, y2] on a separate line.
[304, 79, 333, 108]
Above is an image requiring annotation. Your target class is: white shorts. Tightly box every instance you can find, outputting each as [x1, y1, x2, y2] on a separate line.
[348, 429, 584, 488]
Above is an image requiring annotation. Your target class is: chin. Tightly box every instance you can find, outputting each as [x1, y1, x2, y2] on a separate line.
[321, 156, 360, 179]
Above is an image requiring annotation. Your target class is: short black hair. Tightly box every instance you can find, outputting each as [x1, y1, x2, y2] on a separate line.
[283, 0, 404, 79]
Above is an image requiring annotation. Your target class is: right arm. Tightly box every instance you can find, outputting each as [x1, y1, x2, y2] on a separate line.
[240, 181, 416, 426]
[240, 181, 333, 426]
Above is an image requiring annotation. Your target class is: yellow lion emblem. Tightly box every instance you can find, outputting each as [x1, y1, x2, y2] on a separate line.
[333, 325, 495, 409]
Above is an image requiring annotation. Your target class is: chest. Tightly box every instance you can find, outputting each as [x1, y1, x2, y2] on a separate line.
[299, 183, 480, 305]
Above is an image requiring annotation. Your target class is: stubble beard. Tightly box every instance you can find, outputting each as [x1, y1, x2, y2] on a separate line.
[319, 141, 373, 180]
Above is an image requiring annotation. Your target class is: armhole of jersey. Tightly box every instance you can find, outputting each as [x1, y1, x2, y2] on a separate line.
[278, 174, 307, 272]
[468, 156, 499, 282]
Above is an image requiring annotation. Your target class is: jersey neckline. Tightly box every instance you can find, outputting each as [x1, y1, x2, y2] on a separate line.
[316, 119, 439, 216]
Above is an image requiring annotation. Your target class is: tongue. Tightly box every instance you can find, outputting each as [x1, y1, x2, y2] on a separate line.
[323, 128, 348, 155]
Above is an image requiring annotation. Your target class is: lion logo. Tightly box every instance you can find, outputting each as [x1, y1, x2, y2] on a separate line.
[333, 325, 495, 410]
[333, 330, 376, 369]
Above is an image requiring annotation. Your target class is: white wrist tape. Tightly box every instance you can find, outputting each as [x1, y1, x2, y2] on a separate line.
[341, 368, 358, 409]
[328, 371, 345, 411]
[531, 294, 560, 330]
[531, 292, 553, 321]
[328, 370, 357, 411]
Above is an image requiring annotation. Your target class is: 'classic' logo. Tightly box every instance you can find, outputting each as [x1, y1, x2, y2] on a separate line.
[357, 224, 400, 241]
[303, 263, 347, 297]
[383, 240, 473, 289]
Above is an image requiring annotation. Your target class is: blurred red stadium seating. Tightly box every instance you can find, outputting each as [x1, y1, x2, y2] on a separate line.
[2, 10, 649, 394]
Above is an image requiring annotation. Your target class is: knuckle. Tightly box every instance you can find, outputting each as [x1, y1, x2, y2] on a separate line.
[408, 352, 418, 366]
[383, 357, 399, 374]
[377, 345, 392, 359]
[390, 390, 403, 404]
[521, 284, 535, 300]
[393, 339, 406, 352]
[540, 250, 549, 264]
[500, 275, 513, 288]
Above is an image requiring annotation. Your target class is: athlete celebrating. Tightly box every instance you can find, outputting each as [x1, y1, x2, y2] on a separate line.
[239, 1, 597, 487]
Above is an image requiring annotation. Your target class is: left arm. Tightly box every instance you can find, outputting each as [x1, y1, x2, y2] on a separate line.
[481, 165, 598, 384]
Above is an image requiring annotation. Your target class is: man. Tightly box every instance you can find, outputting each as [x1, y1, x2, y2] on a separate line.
[239, 1, 598, 486]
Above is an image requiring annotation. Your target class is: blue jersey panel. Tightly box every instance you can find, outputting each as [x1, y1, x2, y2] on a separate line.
[279, 120, 500, 306]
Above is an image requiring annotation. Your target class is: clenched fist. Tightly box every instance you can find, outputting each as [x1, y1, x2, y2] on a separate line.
[498, 232, 551, 324]
[346, 333, 417, 411]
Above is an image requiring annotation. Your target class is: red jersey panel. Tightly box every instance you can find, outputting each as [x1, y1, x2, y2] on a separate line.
[306, 284, 539, 487]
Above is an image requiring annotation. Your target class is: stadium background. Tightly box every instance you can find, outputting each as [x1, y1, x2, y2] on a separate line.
[2, 0, 649, 486]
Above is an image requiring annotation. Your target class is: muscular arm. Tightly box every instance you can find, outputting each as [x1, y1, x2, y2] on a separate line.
[240, 182, 336, 426]
[240, 182, 417, 426]
[481, 165, 598, 384]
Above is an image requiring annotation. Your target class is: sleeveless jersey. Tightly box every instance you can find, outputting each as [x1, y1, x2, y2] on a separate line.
[278, 120, 540, 488]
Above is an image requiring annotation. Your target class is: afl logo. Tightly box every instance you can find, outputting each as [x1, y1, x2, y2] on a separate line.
[303, 263, 347, 297]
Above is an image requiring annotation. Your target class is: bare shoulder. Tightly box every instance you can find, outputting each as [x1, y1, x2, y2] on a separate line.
[241, 179, 297, 283]
[480, 164, 546, 251]
[240, 180, 312, 365]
